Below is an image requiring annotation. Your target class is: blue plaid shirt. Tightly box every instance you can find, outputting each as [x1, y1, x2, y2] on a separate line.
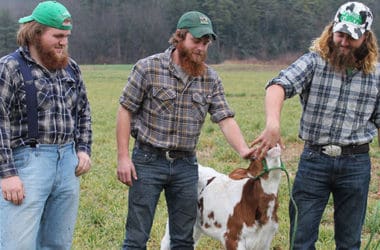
[120, 46, 234, 151]
[0, 47, 92, 178]
[267, 52, 380, 145]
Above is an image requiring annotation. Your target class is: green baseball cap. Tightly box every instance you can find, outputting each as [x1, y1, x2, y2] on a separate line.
[18, 1, 72, 30]
[177, 11, 216, 40]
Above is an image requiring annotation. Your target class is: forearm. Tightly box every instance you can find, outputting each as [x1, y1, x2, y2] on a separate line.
[218, 117, 249, 157]
[265, 84, 285, 130]
[116, 106, 132, 161]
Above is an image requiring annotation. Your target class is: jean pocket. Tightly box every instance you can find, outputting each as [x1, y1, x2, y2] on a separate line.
[301, 148, 320, 161]
[132, 147, 156, 164]
[13, 148, 32, 170]
[183, 156, 198, 166]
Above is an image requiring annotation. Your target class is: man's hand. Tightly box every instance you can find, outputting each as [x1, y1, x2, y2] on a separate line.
[1, 176, 25, 205]
[239, 147, 257, 160]
[251, 125, 284, 159]
[75, 151, 91, 176]
[117, 157, 137, 187]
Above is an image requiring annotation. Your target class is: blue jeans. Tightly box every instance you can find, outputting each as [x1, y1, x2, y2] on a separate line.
[289, 147, 371, 250]
[122, 147, 198, 250]
[0, 143, 80, 250]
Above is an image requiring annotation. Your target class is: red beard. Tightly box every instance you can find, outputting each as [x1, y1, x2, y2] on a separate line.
[176, 42, 207, 77]
[35, 37, 69, 70]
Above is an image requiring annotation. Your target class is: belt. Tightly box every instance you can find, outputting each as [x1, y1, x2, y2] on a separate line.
[135, 141, 195, 161]
[24, 139, 39, 148]
[305, 142, 369, 157]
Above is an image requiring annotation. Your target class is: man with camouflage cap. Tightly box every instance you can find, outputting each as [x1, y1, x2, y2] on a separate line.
[0, 1, 92, 249]
[252, 2, 378, 249]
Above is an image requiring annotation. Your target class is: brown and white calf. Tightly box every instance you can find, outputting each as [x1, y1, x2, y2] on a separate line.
[161, 145, 282, 250]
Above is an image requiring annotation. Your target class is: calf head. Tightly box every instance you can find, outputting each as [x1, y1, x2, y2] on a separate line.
[229, 145, 282, 180]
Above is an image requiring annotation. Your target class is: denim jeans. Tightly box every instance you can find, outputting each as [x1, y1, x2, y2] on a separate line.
[122, 147, 198, 250]
[289, 147, 371, 250]
[0, 142, 80, 250]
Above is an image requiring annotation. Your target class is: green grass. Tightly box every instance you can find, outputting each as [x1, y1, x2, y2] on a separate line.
[72, 63, 380, 249]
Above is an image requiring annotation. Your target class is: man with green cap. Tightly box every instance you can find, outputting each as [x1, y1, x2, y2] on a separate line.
[0, 1, 92, 249]
[117, 10, 254, 249]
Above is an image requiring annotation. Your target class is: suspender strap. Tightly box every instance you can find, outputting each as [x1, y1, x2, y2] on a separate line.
[11, 51, 39, 142]
[10, 51, 77, 144]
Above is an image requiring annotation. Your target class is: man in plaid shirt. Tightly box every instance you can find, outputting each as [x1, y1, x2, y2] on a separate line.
[0, 1, 92, 249]
[117, 11, 255, 250]
[252, 2, 379, 249]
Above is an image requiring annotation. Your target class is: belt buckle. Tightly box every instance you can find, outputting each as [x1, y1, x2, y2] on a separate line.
[322, 145, 342, 157]
[165, 151, 175, 161]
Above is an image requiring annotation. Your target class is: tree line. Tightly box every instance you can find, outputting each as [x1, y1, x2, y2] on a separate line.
[0, 0, 379, 64]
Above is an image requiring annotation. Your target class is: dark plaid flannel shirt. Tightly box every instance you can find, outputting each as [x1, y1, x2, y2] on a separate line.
[120, 46, 235, 152]
[0, 47, 92, 177]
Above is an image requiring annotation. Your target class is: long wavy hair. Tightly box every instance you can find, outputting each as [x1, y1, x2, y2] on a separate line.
[310, 22, 378, 74]
[17, 21, 47, 47]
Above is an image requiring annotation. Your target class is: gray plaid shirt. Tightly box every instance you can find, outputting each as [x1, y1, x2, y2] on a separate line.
[0, 47, 92, 177]
[268, 51, 380, 145]
[119, 46, 234, 151]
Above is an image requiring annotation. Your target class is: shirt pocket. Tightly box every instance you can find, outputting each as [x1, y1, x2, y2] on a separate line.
[33, 78, 53, 111]
[34, 77, 77, 110]
[62, 77, 77, 110]
[191, 92, 211, 121]
[151, 87, 176, 114]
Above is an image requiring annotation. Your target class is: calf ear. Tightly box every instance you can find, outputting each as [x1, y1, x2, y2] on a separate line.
[229, 168, 248, 180]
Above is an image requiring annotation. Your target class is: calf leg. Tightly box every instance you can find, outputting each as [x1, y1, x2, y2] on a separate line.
[161, 220, 202, 250]
[192, 223, 202, 248]
[160, 221, 170, 250]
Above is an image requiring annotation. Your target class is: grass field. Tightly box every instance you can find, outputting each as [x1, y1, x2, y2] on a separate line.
[72, 63, 380, 249]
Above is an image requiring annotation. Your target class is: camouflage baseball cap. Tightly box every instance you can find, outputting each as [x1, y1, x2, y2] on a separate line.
[333, 2, 373, 40]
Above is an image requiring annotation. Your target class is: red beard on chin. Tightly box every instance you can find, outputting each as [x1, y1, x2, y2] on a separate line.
[176, 41, 207, 77]
[35, 37, 69, 71]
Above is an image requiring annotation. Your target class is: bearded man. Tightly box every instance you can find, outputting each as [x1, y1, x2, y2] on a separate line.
[0, 1, 92, 249]
[116, 11, 255, 250]
[252, 2, 379, 249]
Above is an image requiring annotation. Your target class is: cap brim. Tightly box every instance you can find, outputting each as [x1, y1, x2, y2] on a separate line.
[333, 22, 364, 40]
[18, 15, 34, 24]
[188, 26, 216, 40]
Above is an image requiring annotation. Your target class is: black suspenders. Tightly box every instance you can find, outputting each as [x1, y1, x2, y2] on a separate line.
[10, 51, 76, 145]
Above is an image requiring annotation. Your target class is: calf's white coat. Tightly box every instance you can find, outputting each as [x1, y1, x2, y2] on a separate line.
[161, 146, 282, 250]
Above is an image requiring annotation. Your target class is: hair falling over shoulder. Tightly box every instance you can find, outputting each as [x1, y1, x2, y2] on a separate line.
[310, 22, 378, 75]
